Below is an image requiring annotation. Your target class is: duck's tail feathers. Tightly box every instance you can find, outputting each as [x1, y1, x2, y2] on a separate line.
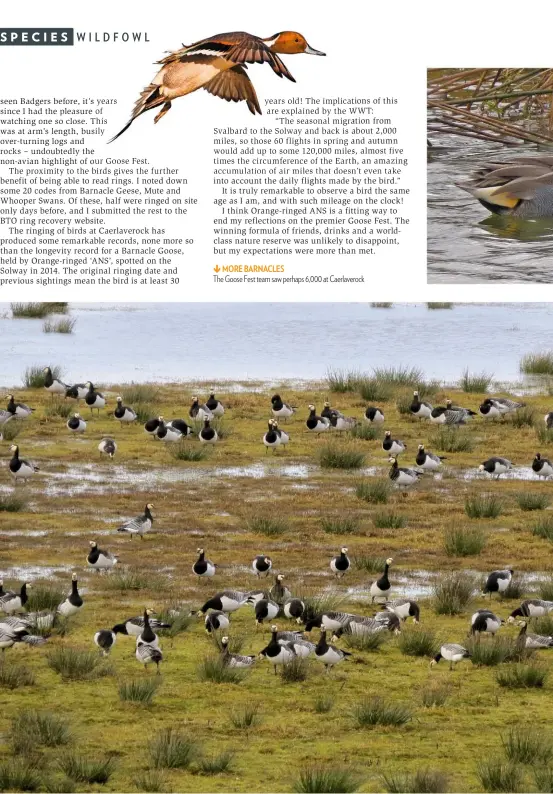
[109, 83, 165, 143]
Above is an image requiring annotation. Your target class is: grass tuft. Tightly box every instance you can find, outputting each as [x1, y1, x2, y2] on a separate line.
[121, 383, 160, 403]
[43, 400, 72, 419]
[465, 493, 503, 519]
[280, 656, 309, 682]
[349, 423, 381, 440]
[429, 428, 474, 452]
[149, 727, 197, 769]
[229, 703, 262, 730]
[344, 631, 388, 652]
[496, 663, 547, 688]
[467, 636, 530, 667]
[427, 302, 453, 310]
[318, 443, 365, 470]
[300, 590, 346, 624]
[534, 767, 553, 793]
[373, 511, 407, 529]
[460, 369, 493, 392]
[196, 750, 235, 775]
[0, 759, 41, 792]
[509, 406, 536, 427]
[197, 656, 246, 684]
[352, 696, 412, 727]
[353, 554, 386, 574]
[533, 516, 553, 542]
[118, 677, 160, 704]
[326, 369, 363, 393]
[43, 318, 76, 334]
[169, 442, 209, 461]
[355, 479, 390, 504]
[433, 571, 476, 615]
[247, 515, 289, 536]
[476, 758, 523, 792]
[502, 726, 553, 764]
[521, 352, 553, 375]
[321, 517, 361, 535]
[372, 366, 424, 386]
[11, 302, 52, 318]
[104, 569, 164, 592]
[132, 770, 172, 792]
[357, 377, 392, 402]
[11, 710, 71, 754]
[516, 491, 551, 511]
[536, 425, 553, 445]
[0, 659, 35, 689]
[47, 647, 113, 680]
[382, 768, 449, 793]
[313, 695, 335, 714]
[420, 682, 451, 708]
[538, 577, 553, 601]
[293, 766, 361, 793]
[371, 302, 393, 308]
[58, 754, 116, 784]
[443, 525, 486, 556]
[398, 627, 438, 657]
[0, 492, 27, 512]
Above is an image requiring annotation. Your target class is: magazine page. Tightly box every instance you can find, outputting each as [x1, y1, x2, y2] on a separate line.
[2, 3, 553, 794]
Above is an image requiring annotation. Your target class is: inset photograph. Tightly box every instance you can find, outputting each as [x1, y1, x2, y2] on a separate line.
[428, 69, 553, 284]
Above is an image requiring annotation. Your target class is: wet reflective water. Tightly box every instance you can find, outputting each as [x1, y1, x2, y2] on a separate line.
[428, 138, 553, 283]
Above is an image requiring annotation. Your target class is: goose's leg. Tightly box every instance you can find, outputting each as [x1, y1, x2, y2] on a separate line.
[154, 101, 172, 124]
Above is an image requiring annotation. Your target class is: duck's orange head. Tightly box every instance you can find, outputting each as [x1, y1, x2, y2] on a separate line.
[266, 31, 325, 56]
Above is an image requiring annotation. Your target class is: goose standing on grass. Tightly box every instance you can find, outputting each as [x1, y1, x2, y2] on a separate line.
[306, 404, 330, 434]
[409, 391, 432, 420]
[117, 503, 154, 540]
[263, 420, 281, 453]
[269, 574, 291, 604]
[251, 597, 280, 628]
[330, 547, 351, 578]
[431, 643, 470, 670]
[220, 636, 255, 667]
[382, 431, 406, 456]
[508, 599, 553, 622]
[57, 573, 83, 618]
[167, 418, 193, 436]
[94, 629, 118, 655]
[189, 397, 213, 421]
[415, 444, 445, 471]
[370, 558, 393, 603]
[193, 548, 216, 578]
[389, 456, 421, 490]
[532, 453, 553, 480]
[43, 367, 67, 396]
[545, 412, 553, 429]
[271, 394, 295, 422]
[283, 597, 305, 623]
[85, 382, 106, 415]
[322, 403, 356, 432]
[0, 582, 30, 614]
[321, 402, 344, 422]
[429, 403, 470, 426]
[483, 568, 513, 597]
[98, 438, 117, 458]
[445, 399, 477, 421]
[67, 413, 86, 433]
[252, 555, 272, 577]
[479, 457, 512, 479]
[199, 418, 218, 444]
[65, 382, 88, 400]
[204, 610, 230, 633]
[9, 445, 39, 484]
[470, 609, 502, 636]
[364, 406, 384, 424]
[279, 636, 316, 658]
[273, 420, 289, 447]
[314, 629, 351, 673]
[112, 613, 171, 637]
[87, 541, 118, 571]
[7, 395, 34, 418]
[144, 417, 162, 438]
[258, 625, 296, 673]
[114, 396, 137, 427]
[136, 608, 161, 649]
[156, 416, 182, 442]
[517, 621, 553, 649]
[197, 590, 249, 615]
[385, 599, 420, 623]
[206, 390, 225, 417]
[479, 397, 525, 420]
[136, 639, 163, 674]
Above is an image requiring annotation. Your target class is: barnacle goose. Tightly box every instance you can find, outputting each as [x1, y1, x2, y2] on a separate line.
[415, 444, 445, 471]
[429, 404, 470, 426]
[271, 394, 295, 421]
[117, 504, 154, 540]
[445, 399, 476, 420]
[409, 391, 432, 420]
[321, 402, 344, 422]
[315, 630, 351, 672]
[279, 636, 316, 658]
[382, 431, 406, 456]
[251, 597, 279, 627]
[57, 573, 83, 617]
[385, 599, 420, 623]
[532, 453, 553, 480]
[273, 420, 289, 447]
[258, 625, 296, 672]
[65, 383, 88, 400]
[197, 591, 249, 615]
[370, 558, 394, 603]
[269, 574, 291, 604]
[252, 555, 272, 577]
[189, 397, 213, 421]
[509, 599, 553, 622]
[193, 548, 216, 578]
[470, 609, 502, 636]
[87, 541, 118, 570]
[304, 612, 356, 633]
[0, 582, 30, 614]
[483, 568, 513, 597]
[67, 413, 86, 433]
[306, 404, 330, 434]
[114, 396, 137, 426]
[331, 616, 388, 641]
[517, 621, 553, 649]
[373, 611, 402, 633]
[9, 445, 39, 483]
[431, 643, 471, 670]
[112, 613, 170, 637]
[283, 597, 305, 623]
[7, 395, 34, 418]
[136, 608, 161, 649]
[545, 412, 553, 429]
[85, 382, 105, 414]
[0, 623, 46, 650]
[322, 403, 356, 432]
[479, 397, 525, 419]
[199, 418, 218, 444]
[136, 640, 163, 673]
[167, 419, 193, 436]
[389, 456, 421, 489]
[98, 438, 117, 458]
[364, 406, 384, 424]
[220, 636, 255, 667]
[330, 547, 351, 578]
[263, 420, 281, 453]
[204, 610, 230, 633]
[206, 390, 225, 417]
[94, 629, 117, 655]
[275, 629, 304, 643]
[144, 417, 162, 437]
[479, 457, 512, 479]
[43, 367, 67, 396]
[156, 416, 182, 442]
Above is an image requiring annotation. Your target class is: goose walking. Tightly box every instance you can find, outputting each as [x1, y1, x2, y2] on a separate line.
[269, 574, 291, 605]
[263, 420, 281, 453]
[271, 394, 295, 422]
[117, 503, 154, 540]
[532, 453, 553, 480]
[389, 456, 421, 489]
[470, 609, 502, 636]
[204, 610, 230, 633]
[508, 599, 553, 622]
[220, 636, 255, 667]
[415, 445, 445, 471]
[483, 568, 513, 597]
[314, 629, 351, 673]
[517, 621, 553, 649]
[258, 625, 296, 673]
[136, 641, 163, 673]
[98, 437, 117, 458]
[370, 558, 393, 603]
[479, 457, 512, 479]
[67, 413, 86, 433]
[283, 597, 304, 623]
[189, 397, 213, 421]
[382, 431, 406, 456]
[43, 367, 67, 396]
[94, 629, 117, 655]
[306, 405, 330, 434]
[409, 391, 432, 420]
[85, 382, 106, 415]
[197, 590, 249, 615]
[9, 445, 39, 484]
[364, 406, 384, 424]
[199, 418, 218, 444]
[156, 416, 182, 442]
[206, 391, 225, 417]
[0, 582, 30, 614]
[7, 395, 34, 418]
[330, 547, 350, 578]
[193, 548, 216, 578]
[252, 555, 272, 578]
[431, 643, 470, 670]
[57, 573, 83, 617]
[114, 396, 137, 426]
[385, 599, 420, 623]
[87, 541, 118, 571]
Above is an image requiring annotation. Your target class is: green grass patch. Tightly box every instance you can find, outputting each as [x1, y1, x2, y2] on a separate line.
[536, 425, 553, 445]
[132, 770, 172, 793]
[373, 510, 407, 529]
[420, 682, 451, 708]
[11, 710, 72, 754]
[521, 352, 553, 375]
[23, 364, 63, 388]
[476, 759, 523, 793]
[229, 703, 262, 730]
[344, 631, 388, 652]
[0, 759, 41, 792]
[133, 403, 156, 424]
[398, 627, 438, 657]
[382, 769, 449, 793]
[0, 659, 35, 689]
[349, 423, 381, 440]
[357, 377, 393, 402]
[293, 766, 361, 793]
[443, 525, 486, 556]
[433, 571, 476, 615]
[313, 695, 335, 714]
[538, 577, 553, 601]
[43, 400, 72, 419]
[427, 302, 453, 310]
[502, 725, 553, 764]
[430, 428, 474, 453]
[300, 590, 346, 623]
[496, 663, 547, 688]
[11, 302, 52, 318]
[280, 656, 309, 682]
[104, 569, 165, 592]
[353, 554, 387, 574]
[118, 677, 160, 704]
[149, 727, 197, 769]
[197, 655, 246, 684]
[169, 442, 209, 462]
[371, 302, 393, 308]
[352, 696, 412, 727]
[516, 491, 551, 511]
[465, 493, 503, 519]
[467, 636, 529, 667]
[0, 492, 27, 512]
[318, 443, 365, 470]
[58, 754, 116, 784]
[0, 421, 21, 441]
[196, 750, 235, 775]
[43, 318, 76, 334]
[509, 406, 536, 427]
[372, 366, 424, 386]
[326, 368, 363, 393]
[121, 383, 160, 403]
[47, 647, 113, 680]
[355, 479, 390, 504]
[459, 369, 493, 393]
[533, 516, 553, 542]
[26, 582, 66, 613]
[533, 767, 553, 793]
[247, 515, 289, 536]
[321, 517, 361, 535]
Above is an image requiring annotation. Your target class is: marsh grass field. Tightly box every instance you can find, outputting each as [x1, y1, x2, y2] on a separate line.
[3, 372, 553, 792]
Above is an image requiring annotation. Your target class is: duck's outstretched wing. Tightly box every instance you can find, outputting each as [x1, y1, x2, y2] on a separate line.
[203, 65, 261, 115]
